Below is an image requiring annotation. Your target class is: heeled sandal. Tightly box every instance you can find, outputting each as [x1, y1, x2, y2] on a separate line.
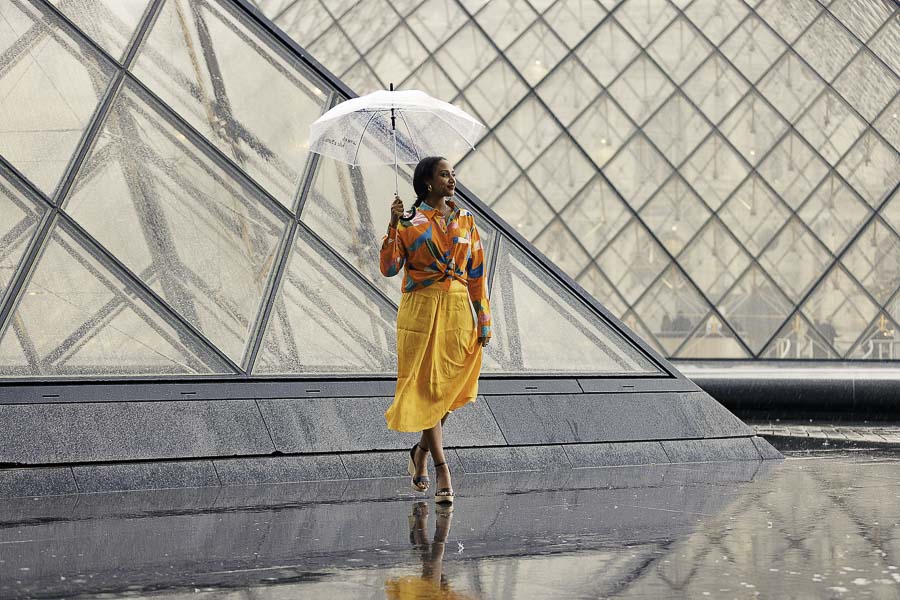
[408, 443, 429, 492]
[433, 461, 454, 505]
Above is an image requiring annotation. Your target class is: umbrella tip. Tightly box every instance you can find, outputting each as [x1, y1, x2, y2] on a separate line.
[390, 82, 394, 91]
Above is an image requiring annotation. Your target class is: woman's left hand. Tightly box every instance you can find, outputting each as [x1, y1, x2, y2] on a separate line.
[478, 336, 489, 347]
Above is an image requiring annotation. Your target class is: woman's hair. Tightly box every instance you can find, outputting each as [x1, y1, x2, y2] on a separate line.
[411, 156, 447, 209]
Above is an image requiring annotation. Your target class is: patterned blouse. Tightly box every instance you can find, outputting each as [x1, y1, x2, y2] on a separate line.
[380, 200, 492, 338]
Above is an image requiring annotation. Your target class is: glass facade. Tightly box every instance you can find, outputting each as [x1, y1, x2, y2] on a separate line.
[0, 0, 660, 379]
[252, 0, 900, 361]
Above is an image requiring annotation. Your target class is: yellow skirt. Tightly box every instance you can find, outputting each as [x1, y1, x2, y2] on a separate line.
[385, 280, 482, 432]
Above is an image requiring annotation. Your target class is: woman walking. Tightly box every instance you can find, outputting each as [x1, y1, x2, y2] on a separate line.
[380, 156, 492, 505]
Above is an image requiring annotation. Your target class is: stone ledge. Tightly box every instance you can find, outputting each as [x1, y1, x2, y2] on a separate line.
[0, 436, 780, 498]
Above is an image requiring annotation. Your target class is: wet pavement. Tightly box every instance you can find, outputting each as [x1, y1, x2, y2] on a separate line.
[2, 450, 899, 599]
[754, 421, 900, 448]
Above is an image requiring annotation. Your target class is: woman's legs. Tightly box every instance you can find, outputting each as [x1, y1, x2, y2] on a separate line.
[421, 416, 452, 492]
[417, 412, 449, 457]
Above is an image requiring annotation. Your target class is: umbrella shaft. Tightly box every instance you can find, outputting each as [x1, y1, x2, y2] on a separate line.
[393, 127, 399, 197]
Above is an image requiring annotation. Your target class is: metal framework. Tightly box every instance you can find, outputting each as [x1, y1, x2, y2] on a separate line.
[251, 0, 900, 362]
[0, 0, 684, 384]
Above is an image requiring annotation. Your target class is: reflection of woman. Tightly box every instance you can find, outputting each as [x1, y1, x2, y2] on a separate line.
[385, 503, 475, 600]
[380, 157, 492, 505]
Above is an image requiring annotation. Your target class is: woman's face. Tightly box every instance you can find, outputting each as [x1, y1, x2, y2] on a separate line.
[427, 160, 456, 198]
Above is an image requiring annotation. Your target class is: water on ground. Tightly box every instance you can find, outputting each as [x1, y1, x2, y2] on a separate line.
[2, 449, 899, 599]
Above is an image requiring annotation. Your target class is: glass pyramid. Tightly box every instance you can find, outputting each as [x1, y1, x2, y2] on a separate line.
[0, 0, 672, 379]
[249, 0, 900, 362]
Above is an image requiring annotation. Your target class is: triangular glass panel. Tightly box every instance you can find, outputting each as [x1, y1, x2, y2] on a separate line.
[615, 0, 677, 47]
[561, 176, 631, 256]
[633, 265, 711, 356]
[882, 187, 900, 234]
[131, 0, 330, 208]
[842, 216, 899, 304]
[0, 319, 30, 376]
[471, 0, 538, 50]
[874, 95, 900, 154]
[47, 0, 151, 60]
[718, 175, 790, 257]
[869, 18, 900, 77]
[63, 82, 290, 363]
[490, 177, 555, 241]
[544, 0, 607, 48]
[720, 15, 786, 84]
[761, 314, 839, 360]
[300, 158, 410, 305]
[833, 50, 899, 123]
[621, 310, 666, 356]
[647, 17, 713, 84]
[684, 0, 748, 45]
[798, 174, 871, 254]
[577, 263, 630, 319]
[837, 129, 900, 209]
[576, 19, 640, 87]
[756, 0, 822, 44]
[799, 264, 879, 357]
[506, 21, 569, 86]
[0, 223, 230, 377]
[0, 169, 46, 300]
[0, 0, 116, 195]
[846, 312, 900, 360]
[483, 237, 660, 374]
[640, 176, 711, 256]
[253, 227, 397, 375]
[532, 219, 591, 278]
[678, 218, 752, 304]
[829, 0, 894, 42]
[717, 265, 794, 355]
[596, 220, 669, 305]
[758, 217, 832, 303]
[795, 12, 861, 83]
[674, 311, 751, 359]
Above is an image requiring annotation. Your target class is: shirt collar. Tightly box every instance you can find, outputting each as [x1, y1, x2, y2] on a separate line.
[418, 199, 457, 214]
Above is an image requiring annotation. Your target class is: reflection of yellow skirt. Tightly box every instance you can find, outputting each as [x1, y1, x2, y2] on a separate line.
[385, 280, 482, 432]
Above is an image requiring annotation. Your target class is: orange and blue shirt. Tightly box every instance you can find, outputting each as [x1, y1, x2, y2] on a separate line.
[380, 200, 492, 338]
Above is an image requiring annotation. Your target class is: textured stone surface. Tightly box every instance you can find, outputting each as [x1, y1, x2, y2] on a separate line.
[487, 391, 754, 445]
[751, 436, 785, 460]
[486, 393, 695, 444]
[258, 397, 403, 453]
[259, 396, 504, 453]
[675, 391, 754, 436]
[442, 397, 506, 447]
[0, 401, 275, 464]
[661, 437, 762, 463]
[456, 445, 571, 473]
[0, 467, 77, 498]
[566, 441, 669, 468]
[73, 461, 220, 493]
[214, 455, 347, 485]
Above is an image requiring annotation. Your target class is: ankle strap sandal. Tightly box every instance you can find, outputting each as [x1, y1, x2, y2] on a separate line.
[407, 443, 429, 492]
[433, 461, 454, 505]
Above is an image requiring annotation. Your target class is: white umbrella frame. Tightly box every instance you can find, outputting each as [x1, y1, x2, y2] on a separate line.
[309, 87, 485, 197]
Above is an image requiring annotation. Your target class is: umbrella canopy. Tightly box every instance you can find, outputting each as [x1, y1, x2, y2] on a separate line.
[309, 89, 484, 194]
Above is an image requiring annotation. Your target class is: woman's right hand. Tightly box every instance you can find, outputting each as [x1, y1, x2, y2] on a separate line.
[390, 195, 404, 227]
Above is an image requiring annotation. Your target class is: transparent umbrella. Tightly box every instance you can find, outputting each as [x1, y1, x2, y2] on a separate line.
[309, 85, 484, 196]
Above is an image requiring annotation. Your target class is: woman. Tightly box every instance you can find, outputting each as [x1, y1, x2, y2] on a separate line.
[380, 156, 491, 505]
